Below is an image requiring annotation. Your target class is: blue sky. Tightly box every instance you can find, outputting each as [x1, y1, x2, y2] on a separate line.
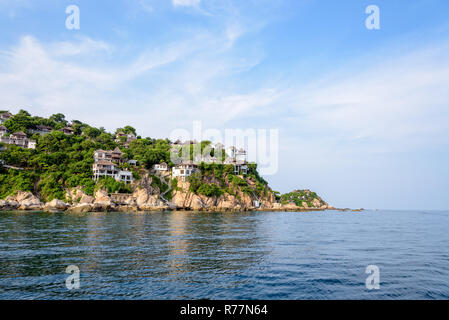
[1, 0, 449, 210]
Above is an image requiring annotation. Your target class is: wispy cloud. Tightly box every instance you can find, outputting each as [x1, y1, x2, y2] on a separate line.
[172, 0, 201, 8]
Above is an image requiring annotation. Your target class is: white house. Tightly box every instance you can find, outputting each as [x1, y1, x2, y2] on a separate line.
[116, 170, 133, 184]
[0, 112, 12, 124]
[94, 149, 113, 162]
[128, 159, 138, 166]
[93, 160, 118, 181]
[2, 131, 36, 149]
[154, 162, 168, 172]
[0, 125, 7, 137]
[92, 159, 133, 184]
[236, 148, 247, 163]
[172, 161, 198, 181]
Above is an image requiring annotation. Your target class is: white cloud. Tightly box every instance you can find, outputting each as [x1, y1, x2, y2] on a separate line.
[172, 0, 201, 7]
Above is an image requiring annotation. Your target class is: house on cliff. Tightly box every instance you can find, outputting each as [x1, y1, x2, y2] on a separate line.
[1, 131, 36, 149]
[0, 112, 12, 124]
[172, 161, 198, 182]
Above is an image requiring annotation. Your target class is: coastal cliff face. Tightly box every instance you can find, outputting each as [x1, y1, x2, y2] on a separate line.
[0, 178, 332, 213]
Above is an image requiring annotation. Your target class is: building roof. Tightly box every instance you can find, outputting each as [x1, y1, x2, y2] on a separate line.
[177, 160, 198, 166]
[0, 112, 12, 118]
[112, 147, 123, 154]
[0, 125, 6, 131]
[11, 131, 27, 137]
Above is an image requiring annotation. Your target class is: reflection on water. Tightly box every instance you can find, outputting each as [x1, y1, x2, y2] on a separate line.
[0, 210, 448, 299]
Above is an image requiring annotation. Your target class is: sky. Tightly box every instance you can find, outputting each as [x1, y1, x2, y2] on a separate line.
[1, 0, 449, 210]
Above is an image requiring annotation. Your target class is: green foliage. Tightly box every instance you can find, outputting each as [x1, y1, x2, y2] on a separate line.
[231, 175, 248, 187]
[197, 183, 224, 197]
[0, 170, 36, 199]
[95, 176, 132, 194]
[150, 175, 168, 194]
[280, 190, 321, 207]
[187, 171, 203, 193]
[0, 110, 132, 200]
[171, 178, 181, 191]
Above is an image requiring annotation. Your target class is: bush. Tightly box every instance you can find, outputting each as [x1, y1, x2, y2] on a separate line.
[197, 183, 224, 197]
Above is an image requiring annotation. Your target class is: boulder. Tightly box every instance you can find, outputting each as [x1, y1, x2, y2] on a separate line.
[80, 194, 95, 204]
[93, 190, 115, 212]
[13, 192, 43, 211]
[43, 199, 69, 213]
[0, 200, 19, 211]
[67, 203, 93, 214]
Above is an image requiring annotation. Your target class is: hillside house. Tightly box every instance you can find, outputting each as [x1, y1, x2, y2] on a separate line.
[117, 170, 133, 184]
[154, 162, 168, 172]
[93, 160, 118, 181]
[0, 112, 12, 124]
[94, 148, 124, 164]
[172, 161, 198, 181]
[30, 125, 52, 136]
[61, 127, 74, 135]
[0, 125, 7, 137]
[111, 147, 123, 164]
[92, 161, 133, 184]
[0, 131, 36, 149]
[236, 148, 247, 163]
[115, 131, 136, 147]
[94, 149, 113, 162]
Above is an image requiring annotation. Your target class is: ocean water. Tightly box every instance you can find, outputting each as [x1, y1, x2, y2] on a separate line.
[0, 210, 448, 300]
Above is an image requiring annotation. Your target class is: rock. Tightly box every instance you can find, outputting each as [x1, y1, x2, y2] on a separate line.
[43, 199, 69, 213]
[312, 198, 322, 208]
[282, 203, 300, 210]
[93, 190, 115, 212]
[302, 201, 309, 209]
[12, 192, 43, 211]
[0, 200, 19, 211]
[67, 203, 93, 213]
[134, 188, 150, 207]
[80, 194, 94, 204]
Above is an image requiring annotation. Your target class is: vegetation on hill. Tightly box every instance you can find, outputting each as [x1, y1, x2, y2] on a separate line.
[280, 190, 326, 208]
[186, 162, 272, 199]
[0, 110, 172, 201]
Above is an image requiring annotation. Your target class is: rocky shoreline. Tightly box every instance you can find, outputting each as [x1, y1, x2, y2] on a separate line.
[0, 190, 349, 214]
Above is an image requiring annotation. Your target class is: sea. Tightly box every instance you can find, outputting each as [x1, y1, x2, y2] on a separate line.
[0, 210, 448, 299]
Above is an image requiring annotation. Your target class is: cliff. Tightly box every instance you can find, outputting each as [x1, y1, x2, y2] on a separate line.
[0, 110, 334, 212]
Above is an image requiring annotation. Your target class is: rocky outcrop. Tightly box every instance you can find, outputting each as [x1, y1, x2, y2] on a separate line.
[133, 188, 168, 211]
[92, 190, 116, 212]
[0, 199, 19, 211]
[43, 199, 69, 213]
[3, 192, 44, 211]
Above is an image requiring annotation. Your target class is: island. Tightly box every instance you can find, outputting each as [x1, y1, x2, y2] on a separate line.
[0, 110, 335, 213]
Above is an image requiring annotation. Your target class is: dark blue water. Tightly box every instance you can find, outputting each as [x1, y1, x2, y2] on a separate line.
[0, 210, 448, 300]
